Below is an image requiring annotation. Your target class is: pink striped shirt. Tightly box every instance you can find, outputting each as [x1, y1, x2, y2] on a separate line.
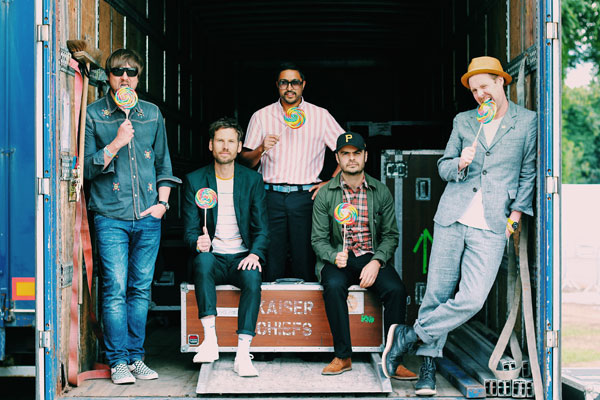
[244, 99, 345, 184]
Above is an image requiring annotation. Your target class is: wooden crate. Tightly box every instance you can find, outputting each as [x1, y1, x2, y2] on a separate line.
[181, 283, 383, 352]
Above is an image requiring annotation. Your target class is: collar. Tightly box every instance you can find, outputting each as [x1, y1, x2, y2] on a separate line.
[341, 175, 368, 191]
[277, 97, 305, 112]
[329, 172, 377, 191]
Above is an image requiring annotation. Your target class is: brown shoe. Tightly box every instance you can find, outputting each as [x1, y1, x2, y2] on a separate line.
[322, 357, 352, 375]
[392, 363, 418, 380]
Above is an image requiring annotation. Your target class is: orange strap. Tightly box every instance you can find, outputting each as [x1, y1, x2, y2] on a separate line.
[68, 195, 110, 386]
[67, 59, 110, 386]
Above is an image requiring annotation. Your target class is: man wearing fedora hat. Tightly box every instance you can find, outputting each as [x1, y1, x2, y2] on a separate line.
[312, 132, 416, 379]
[381, 56, 537, 396]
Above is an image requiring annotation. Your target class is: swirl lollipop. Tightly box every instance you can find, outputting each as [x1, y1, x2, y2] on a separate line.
[195, 188, 217, 229]
[472, 99, 497, 146]
[114, 87, 138, 116]
[334, 203, 358, 251]
[283, 107, 306, 129]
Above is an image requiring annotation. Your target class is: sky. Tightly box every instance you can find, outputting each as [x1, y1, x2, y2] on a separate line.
[565, 62, 595, 87]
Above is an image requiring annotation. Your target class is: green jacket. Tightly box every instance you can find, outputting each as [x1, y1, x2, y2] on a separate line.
[182, 162, 269, 261]
[311, 173, 399, 281]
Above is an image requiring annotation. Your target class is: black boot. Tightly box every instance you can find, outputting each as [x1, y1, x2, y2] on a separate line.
[381, 324, 418, 378]
[415, 356, 437, 396]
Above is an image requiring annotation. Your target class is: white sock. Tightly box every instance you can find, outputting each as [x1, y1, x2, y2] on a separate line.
[201, 316, 217, 342]
[236, 334, 252, 358]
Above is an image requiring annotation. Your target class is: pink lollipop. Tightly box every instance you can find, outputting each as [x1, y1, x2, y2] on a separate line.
[334, 203, 358, 251]
[195, 188, 217, 229]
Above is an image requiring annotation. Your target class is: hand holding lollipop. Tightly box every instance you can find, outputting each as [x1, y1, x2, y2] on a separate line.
[261, 107, 307, 157]
[195, 188, 218, 230]
[472, 99, 497, 147]
[334, 203, 358, 252]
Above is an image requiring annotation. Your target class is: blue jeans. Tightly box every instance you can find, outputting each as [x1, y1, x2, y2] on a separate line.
[414, 222, 507, 358]
[94, 214, 162, 367]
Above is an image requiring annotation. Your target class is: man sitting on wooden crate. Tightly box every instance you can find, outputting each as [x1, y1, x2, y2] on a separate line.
[182, 117, 269, 377]
[311, 132, 416, 379]
[381, 56, 537, 396]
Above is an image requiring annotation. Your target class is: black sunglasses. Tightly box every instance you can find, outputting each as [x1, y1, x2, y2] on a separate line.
[110, 67, 139, 77]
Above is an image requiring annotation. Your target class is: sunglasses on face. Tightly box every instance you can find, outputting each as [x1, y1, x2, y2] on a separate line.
[110, 67, 139, 77]
[277, 79, 303, 89]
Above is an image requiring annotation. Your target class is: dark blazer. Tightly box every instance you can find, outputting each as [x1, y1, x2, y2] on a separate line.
[182, 162, 269, 261]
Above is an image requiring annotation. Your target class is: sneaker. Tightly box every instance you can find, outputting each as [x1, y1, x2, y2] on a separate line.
[321, 357, 352, 375]
[415, 356, 437, 396]
[392, 363, 418, 380]
[193, 339, 219, 363]
[128, 360, 158, 380]
[234, 354, 259, 377]
[381, 324, 418, 378]
[111, 363, 136, 384]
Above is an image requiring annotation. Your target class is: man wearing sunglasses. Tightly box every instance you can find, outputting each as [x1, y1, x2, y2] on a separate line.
[84, 48, 181, 385]
[240, 62, 345, 282]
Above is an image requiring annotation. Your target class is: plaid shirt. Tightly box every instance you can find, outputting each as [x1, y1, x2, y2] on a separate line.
[341, 177, 373, 256]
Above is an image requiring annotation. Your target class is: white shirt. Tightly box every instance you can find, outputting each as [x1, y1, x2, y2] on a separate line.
[458, 117, 504, 230]
[244, 99, 344, 184]
[211, 176, 248, 254]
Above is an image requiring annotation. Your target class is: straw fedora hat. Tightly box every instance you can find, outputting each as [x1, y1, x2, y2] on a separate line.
[460, 56, 512, 89]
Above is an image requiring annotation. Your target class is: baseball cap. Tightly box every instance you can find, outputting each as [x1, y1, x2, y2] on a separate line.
[336, 132, 366, 152]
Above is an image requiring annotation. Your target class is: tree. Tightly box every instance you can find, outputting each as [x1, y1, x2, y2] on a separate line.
[561, 82, 600, 183]
[562, 0, 600, 74]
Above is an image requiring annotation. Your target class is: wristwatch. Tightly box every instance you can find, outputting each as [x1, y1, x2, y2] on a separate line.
[158, 200, 170, 211]
[507, 218, 518, 232]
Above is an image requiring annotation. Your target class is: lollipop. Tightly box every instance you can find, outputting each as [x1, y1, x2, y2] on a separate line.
[195, 188, 217, 229]
[334, 203, 358, 225]
[472, 99, 497, 146]
[195, 188, 217, 209]
[334, 202, 358, 252]
[283, 107, 306, 129]
[114, 87, 138, 114]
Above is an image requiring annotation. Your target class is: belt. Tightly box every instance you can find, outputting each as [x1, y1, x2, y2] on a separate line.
[264, 184, 314, 193]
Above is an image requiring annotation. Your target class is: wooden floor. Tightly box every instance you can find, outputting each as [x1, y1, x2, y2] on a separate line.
[62, 315, 464, 399]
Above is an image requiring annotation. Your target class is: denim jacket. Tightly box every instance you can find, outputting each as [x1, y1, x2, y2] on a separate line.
[84, 94, 181, 220]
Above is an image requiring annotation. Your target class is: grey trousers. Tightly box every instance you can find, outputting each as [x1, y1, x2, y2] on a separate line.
[414, 222, 507, 357]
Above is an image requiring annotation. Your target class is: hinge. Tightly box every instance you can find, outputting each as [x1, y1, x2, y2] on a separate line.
[546, 330, 559, 348]
[36, 24, 49, 42]
[546, 22, 559, 40]
[39, 330, 52, 349]
[37, 177, 50, 196]
[545, 176, 559, 195]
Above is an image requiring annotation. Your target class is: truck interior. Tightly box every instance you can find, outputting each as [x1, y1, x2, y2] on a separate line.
[52, 0, 540, 397]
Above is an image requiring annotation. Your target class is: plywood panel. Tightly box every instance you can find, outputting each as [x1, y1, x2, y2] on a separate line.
[112, 9, 124, 51]
[184, 287, 383, 349]
[98, 1, 112, 68]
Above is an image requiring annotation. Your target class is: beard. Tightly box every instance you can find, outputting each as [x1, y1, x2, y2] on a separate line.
[341, 166, 364, 175]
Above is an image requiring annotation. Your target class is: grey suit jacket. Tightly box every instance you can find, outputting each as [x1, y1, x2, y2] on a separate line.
[434, 101, 537, 234]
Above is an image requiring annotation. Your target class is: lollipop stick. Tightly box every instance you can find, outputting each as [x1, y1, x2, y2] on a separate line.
[204, 208, 207, 230]
[472, 123, 483, 148]
[343, 225, 346, 252]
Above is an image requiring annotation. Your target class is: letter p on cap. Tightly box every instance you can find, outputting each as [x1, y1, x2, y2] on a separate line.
[345, 134, 352, 142]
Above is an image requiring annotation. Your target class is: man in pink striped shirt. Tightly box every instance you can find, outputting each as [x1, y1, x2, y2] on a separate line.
[240, 63, 345, 282]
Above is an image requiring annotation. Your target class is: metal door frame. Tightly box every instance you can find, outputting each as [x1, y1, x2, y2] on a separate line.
[538, 0, 561, 398]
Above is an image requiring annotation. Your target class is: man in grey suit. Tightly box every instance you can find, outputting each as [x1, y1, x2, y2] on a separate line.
[381, 56, 537, 396]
